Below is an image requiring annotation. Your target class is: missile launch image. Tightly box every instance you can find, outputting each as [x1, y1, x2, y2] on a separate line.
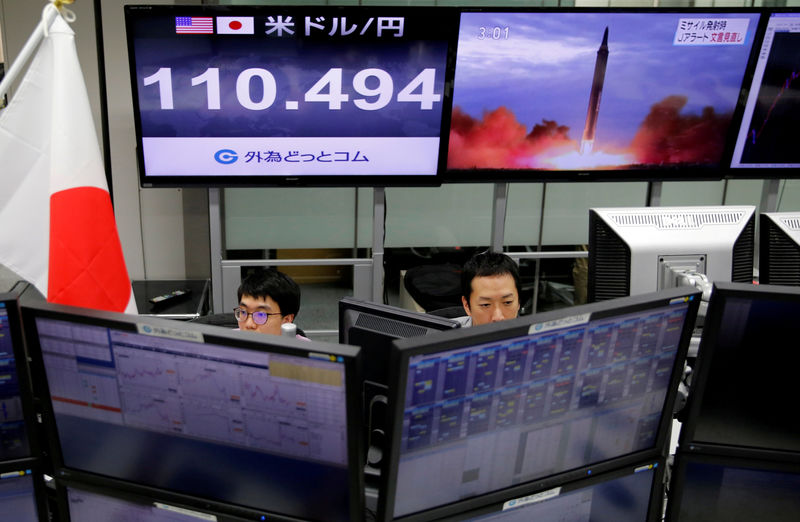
[447, 11, 760, 172]
[580, 27, 609, 156]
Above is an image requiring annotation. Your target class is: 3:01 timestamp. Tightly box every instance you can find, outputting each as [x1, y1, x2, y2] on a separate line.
[478, 26, 510, 40]
[142, 67, 442, 112]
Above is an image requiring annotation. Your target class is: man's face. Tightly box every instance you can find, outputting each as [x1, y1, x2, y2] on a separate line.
[462, 274, 520, 326]
[237, 294, 293, 336]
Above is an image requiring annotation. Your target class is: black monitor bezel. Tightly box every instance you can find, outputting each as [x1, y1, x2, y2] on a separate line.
[678, 281, 800, 453]
[377, 287, 700, 522]
[0, 457, 50, 522]
[21, 300, 365, 522]
[0, 293, 41, 462]
[124, 4, 459, 189]
[666, 447, 800, 522]
[442, 7, 768, 184]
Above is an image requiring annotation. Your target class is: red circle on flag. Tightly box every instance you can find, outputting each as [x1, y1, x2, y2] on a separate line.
[229, 21, 242, 30]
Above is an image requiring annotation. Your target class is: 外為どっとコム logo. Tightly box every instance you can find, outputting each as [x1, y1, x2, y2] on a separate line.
[214, 149, 238, 164]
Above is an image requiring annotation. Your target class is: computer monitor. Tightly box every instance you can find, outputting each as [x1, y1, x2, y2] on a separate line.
[339, 297, 460, 471]
[124, 4, 457, 187]
[667, 450, 800, 521]
[0, 459, 49, 522]
[444, 9, 761, 183]
[730, 10, 800, 172]
[588, 206, 755, 302]
[0, 294, 38, 461]
[57, 477, 249, 522]
[339, 297, 461, 389]
[22, 301, 364, 522]
[759, 212, 800, 286]
[446, 458, 665, 522]
[378, 287, 700, 521]
[678, 282, 800, 453]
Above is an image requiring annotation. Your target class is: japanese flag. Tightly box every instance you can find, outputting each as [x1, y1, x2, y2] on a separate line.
[217, 16, 254, 35]
[0, 15, 137, 314]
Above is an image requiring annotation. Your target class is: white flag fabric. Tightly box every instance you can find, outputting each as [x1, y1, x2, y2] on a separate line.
[0, 15, 137, 314]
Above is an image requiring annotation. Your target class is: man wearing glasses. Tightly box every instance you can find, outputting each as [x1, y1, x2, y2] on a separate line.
[234, 269, 309, 340]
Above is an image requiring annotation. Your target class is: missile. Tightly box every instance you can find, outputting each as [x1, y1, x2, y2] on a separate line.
[580, 27, 609, 155]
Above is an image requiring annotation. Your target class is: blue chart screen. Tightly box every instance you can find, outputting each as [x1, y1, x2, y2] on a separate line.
[394, 303, 690, 517]
[0, 304, 29, 460]
[0, 469, 38, 522]
[36, 318, 351, 521]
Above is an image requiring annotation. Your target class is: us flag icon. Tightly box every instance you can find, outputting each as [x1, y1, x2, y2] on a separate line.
[175, 16, 214, 34]
[217, 16, 255, 34]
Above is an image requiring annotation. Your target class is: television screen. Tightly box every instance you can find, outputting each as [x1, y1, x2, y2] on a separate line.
[445, 10, 761, 182]
[125, 5, 457, 187]
[378, 288, 700, 521]
[23, 302, 364, 522]
[679, 282, 800, 453]
[452, 459, 664, 522]
[0, 294, 37, 461]
[730, 11, 800, 170]
[667, 451, 800, 521]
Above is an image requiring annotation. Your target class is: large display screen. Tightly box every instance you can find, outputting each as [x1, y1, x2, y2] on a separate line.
[730, 12, 800, 170]
[381, 289, 698, 520]
[125, 5, 456, 186]
[446, 11, 761, 181]
[26, 306, 362, 521]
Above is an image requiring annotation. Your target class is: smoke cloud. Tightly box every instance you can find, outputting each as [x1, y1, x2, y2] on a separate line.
[447, 97, 731, 170]
[629, 95, 731, 165]
[447, 106, 576, 169]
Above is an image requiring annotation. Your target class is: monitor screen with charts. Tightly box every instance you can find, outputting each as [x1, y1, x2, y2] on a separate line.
[378, 288, 700, 521]
[22, 301, 364, 522]
[0, 460, 48, 522]
[730, 11, 800, 171]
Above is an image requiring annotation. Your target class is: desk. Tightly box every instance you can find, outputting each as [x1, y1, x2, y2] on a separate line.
[133, 279, 210, 320]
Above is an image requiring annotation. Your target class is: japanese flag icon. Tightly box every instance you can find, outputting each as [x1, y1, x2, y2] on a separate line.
[217, 16, 254, 34]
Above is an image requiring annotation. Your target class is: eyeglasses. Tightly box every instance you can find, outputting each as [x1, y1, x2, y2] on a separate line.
[233, 308, 282, 325]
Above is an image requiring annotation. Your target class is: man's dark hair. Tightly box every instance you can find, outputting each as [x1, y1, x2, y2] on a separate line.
[237, 269, 301, 317]
[461, 251, 521, 302]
